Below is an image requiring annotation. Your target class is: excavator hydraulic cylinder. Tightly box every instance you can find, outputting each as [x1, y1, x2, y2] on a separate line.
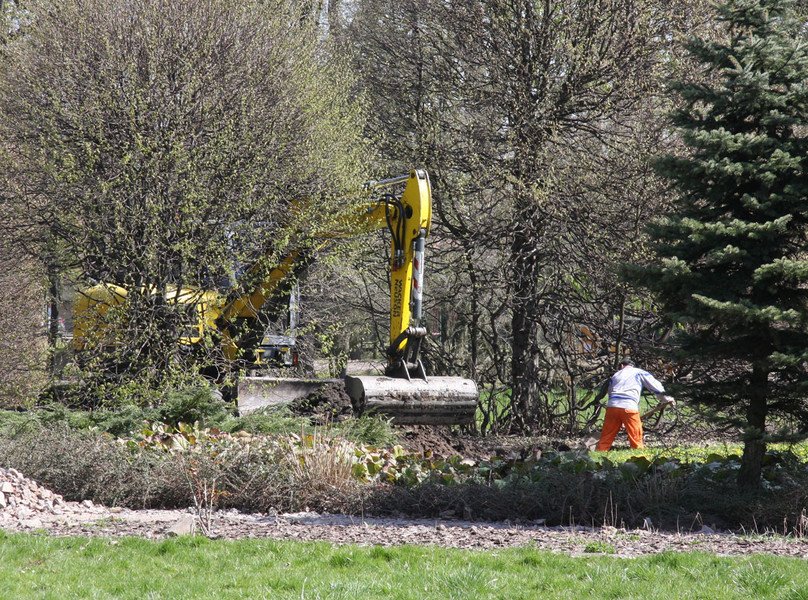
[411, 232, 425, 320]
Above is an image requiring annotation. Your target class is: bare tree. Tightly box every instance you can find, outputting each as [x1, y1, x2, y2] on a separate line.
[0, 234, 47, 406]
[346, 0, 713, 433]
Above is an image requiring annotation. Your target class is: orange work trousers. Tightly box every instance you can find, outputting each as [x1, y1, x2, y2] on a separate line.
[596, 407, 644, 451]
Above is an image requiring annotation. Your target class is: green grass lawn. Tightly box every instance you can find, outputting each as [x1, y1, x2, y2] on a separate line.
[597, 441, 808, 464]
[0, 532, 806, 599]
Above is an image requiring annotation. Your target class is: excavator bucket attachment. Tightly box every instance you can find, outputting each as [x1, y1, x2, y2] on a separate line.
[237, 375, 478, 425]
[345, 375, 478, 425]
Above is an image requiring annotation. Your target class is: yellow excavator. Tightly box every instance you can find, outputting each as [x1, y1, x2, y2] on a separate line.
[73, 170, 478, 425]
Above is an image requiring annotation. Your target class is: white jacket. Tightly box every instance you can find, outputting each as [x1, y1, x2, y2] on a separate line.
[606, 366, 666, 411]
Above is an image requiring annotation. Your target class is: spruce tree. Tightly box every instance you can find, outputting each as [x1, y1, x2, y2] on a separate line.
[628, 0, 807, 488]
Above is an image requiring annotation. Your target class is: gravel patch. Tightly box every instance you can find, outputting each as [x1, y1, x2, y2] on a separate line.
[1, 505, 806, 559]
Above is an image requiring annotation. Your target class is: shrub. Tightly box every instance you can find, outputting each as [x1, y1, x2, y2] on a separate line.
[156, 386, 232, 427]
[0, 422, 361, 513]
[334, 415, 396, 448]
[221, 407, 311, 436]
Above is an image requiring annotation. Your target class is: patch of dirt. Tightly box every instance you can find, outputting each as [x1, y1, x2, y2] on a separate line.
[396, 427, 595, 461]
[392, 402, 746, 461]
[289, 383, 354, 425]
[2, 504, 807, 559]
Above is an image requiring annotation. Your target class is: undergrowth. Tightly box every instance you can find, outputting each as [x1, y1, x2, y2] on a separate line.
[0, 388, 397, 446]
[0, 387, 805, 532]
[0, 414, 806, 533]
[0, 424, 362, 513]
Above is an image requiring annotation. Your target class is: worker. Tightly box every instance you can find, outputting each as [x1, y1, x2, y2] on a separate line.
[595, 358, 675, 451]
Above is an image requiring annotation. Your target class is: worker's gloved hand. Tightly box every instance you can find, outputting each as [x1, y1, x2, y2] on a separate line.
[661, 395, 676, 407]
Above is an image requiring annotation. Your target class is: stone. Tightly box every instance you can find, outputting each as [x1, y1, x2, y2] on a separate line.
[20, 518, 43, 529]
[166, 514, 197, 537]
[0, 491, 5, 508]
[1, 482, 13, 494]
[582, 437, 600, 451]
[82, 499, 94, 508]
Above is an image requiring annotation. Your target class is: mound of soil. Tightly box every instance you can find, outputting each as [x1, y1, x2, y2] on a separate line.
[290, 383, 354, 425]
[398, 427, 461, 458]
[398, 427, 533, 460]
[396, 427, 598, 461]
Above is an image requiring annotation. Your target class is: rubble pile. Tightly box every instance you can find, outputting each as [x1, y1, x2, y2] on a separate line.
[0, 467, 96, 529]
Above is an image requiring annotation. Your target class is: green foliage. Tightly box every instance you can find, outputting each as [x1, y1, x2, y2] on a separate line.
[155, 386, 231, 427]
[221, 407, 311, 436]
[334, 414, 397, 447]
[599, 441, 808, 464]
[583, 541, 616, 554]
[350, 440, 808, 497]
[0, 392, 395, 447]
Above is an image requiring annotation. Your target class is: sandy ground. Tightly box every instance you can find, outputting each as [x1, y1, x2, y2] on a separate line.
[2, 503, 807, 559]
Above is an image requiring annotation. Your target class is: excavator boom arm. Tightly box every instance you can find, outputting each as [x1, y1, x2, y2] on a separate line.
[216, 170, 433, 371]
[363, 170, 432, 370]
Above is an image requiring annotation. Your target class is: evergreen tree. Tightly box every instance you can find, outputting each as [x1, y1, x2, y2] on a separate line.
[628, 0, 807, 488]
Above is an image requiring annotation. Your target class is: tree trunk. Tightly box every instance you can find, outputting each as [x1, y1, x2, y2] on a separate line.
[47, 271, 60, 376]
[737, 365, 769, 489]
[511, 301, 541, 431]
[509, 200, 545, 432]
